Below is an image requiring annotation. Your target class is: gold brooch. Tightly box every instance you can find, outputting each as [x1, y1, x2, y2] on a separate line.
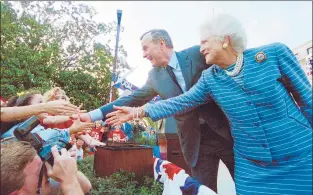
[255, 52, 267, 63]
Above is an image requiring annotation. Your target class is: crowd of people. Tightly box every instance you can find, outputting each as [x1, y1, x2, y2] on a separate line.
[0, 87, 157, 194]
[1, 12, 312, 195]
[1, 95, 93, 194]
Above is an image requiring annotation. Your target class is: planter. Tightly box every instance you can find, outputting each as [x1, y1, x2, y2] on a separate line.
[94, 143, 153, 178]
[140, 145, 160, 158]
[157, 133, 191, 175]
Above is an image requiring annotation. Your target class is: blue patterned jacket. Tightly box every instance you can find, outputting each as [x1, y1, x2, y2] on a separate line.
[145, 42, 312, 162]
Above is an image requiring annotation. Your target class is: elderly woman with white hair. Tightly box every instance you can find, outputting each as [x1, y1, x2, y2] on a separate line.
[107, 14, 312, 195]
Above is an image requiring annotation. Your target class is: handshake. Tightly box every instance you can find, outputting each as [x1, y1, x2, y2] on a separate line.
[105, 105, 147, 126]
[77, 105, 147, 128]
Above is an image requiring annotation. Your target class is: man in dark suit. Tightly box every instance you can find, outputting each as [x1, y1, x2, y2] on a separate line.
[81, 29, 234, 192]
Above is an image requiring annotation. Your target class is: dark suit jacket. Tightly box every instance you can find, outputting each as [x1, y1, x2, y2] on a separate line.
[98, 45, 232, 167]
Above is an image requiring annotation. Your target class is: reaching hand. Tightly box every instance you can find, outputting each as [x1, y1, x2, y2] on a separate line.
[79, 113, 92, 122]
[106, 105, 136, 126]
[78, 103, 87, 113]
[79, 134, 105, 151]
[69, 116, 94, 134]
[43, 100, 82, 116]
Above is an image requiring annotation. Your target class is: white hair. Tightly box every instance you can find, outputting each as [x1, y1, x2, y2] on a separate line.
[200, 13, 247, 53]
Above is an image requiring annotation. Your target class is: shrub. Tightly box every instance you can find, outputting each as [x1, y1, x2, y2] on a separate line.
[77, 156, 163, 195]
[133, 134, 157, 146]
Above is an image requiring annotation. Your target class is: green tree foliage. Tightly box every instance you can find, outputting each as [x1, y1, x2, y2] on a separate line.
[1, 1, 129, 110]
[1, 1, 58, 95]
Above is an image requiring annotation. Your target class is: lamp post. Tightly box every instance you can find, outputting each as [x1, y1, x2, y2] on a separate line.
[109, 9, 122, 102]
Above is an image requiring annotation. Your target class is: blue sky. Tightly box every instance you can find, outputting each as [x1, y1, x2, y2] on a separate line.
[84, 1, 312, 88]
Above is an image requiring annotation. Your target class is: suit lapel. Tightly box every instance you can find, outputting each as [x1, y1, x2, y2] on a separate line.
[176, 51, 192, 90]
[157, 67, 182, 96]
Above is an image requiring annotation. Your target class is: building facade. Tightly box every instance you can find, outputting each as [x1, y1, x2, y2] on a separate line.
[292, 40, 312, 85]
[292, 40, 312, 68]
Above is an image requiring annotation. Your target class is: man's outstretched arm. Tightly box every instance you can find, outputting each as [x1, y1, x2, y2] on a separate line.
[81, 77, 158, 122]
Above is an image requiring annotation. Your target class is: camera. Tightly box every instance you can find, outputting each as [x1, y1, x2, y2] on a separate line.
[14, 116, 72, 165]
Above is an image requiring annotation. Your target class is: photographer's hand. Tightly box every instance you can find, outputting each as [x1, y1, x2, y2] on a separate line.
[45, 146, 84, 195]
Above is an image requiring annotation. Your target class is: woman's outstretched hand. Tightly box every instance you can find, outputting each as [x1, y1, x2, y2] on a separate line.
[106, 105, 143, 126]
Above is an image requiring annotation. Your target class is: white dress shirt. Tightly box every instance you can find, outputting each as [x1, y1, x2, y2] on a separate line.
[168, 52, 187, 92]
